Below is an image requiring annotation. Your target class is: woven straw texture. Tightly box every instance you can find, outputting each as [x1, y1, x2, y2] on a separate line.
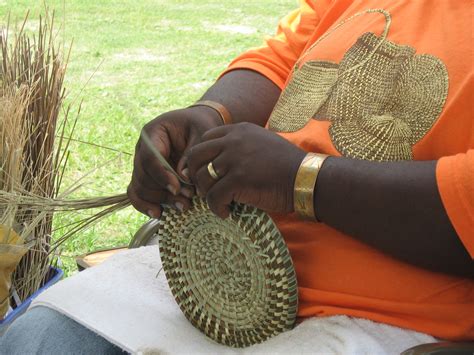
[267, 8, 449, 162]
[268, 30, 448, 162]
[158, 197, 298, 348]
[314, 32, 448, 161]
[268, 60, 338, 133]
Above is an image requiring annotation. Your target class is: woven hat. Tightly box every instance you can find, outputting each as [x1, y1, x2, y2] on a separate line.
[157, 197, 298, 348]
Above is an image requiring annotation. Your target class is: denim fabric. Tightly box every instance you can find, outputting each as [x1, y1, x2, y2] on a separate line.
[0, 306, 127, 354]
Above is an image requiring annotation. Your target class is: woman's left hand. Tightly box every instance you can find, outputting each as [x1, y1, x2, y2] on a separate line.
[186, 122, 306, 218]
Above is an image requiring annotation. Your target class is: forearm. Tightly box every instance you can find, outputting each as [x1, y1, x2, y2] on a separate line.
[200, 69, 281, 126]
[314, 157, 473, 277]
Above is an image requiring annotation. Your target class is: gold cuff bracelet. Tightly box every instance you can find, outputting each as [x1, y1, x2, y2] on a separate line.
[190, 100, 233, 125]
[294, 153, 329, 221]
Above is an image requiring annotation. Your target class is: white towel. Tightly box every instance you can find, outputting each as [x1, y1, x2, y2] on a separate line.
[31, 246, 436, 354]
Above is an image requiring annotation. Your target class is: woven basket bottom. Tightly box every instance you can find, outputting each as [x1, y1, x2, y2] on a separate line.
[158, 197, 298, 347]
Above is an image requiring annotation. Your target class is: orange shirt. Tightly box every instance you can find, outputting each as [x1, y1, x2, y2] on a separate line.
[223, 0, 474, 340]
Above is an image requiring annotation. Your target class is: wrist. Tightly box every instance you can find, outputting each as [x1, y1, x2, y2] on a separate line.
[188, 100, 233, 126]
[285, 149, 306, 213]
[186, 105, 224, 129]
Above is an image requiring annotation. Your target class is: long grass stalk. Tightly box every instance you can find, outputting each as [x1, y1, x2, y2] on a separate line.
[0, 12, 130, 303]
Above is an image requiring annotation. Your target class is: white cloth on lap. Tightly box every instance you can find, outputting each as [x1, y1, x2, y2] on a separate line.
[31, 246, 436, 354]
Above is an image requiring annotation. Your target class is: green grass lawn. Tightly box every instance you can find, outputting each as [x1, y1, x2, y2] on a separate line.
[0, 0, 296, 274]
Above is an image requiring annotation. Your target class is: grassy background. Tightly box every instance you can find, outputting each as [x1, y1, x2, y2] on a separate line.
[0, 0, 296, 274]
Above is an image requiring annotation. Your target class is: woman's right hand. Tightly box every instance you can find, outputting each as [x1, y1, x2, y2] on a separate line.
[127, 106, 222, 218]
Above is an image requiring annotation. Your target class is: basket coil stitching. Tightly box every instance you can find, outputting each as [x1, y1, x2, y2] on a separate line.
[158, 197, 298, 347]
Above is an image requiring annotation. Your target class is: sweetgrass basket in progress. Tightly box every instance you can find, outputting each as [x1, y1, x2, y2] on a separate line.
[157, 197, 298, 348]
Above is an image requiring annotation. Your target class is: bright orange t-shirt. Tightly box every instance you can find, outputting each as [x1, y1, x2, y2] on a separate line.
[223, 0, 473, 340]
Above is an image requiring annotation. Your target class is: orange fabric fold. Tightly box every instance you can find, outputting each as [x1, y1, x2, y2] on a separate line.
[437, 150, 474, 258]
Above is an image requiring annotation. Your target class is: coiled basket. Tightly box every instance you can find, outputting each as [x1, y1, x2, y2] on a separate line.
[157, 197, 298, 348]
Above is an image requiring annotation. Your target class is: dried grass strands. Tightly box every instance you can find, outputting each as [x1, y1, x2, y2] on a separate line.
[0, 13, 130, 303]
[0, 191, 129, 212]
[0, 87, 30, 231]
[0, 14, 71, 301]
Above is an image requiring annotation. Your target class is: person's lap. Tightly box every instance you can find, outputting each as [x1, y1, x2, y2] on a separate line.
[0, 306, 125, 355]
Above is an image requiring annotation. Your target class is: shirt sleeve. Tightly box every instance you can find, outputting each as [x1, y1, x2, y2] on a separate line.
[220, 0, 333, 89]
[436, 150, 474, 257]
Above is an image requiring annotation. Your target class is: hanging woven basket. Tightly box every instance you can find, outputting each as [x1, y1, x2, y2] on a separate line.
[157, 197, 298, 348]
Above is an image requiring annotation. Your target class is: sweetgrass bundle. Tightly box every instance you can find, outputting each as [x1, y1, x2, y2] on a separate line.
[0, 13, 129, 309]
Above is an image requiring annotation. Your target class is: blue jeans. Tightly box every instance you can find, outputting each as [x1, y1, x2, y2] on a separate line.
[0, 307, 126, 354]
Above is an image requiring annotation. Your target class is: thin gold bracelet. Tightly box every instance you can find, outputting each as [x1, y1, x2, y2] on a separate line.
[294, 153, 329, 221]
[189, 100, 233, 125]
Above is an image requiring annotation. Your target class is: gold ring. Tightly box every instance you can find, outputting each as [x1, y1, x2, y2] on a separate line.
[207, 162, 219, 180]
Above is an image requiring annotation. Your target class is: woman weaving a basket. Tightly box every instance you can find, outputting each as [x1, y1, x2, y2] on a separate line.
[1, 0, 473, 353]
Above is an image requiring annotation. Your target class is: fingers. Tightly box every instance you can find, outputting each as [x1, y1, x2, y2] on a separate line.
[206, 177, 234, 219]
[127, 181, 192, 218]
[187, 128, 236, 218]
[201, 125, 234, 142]
[137, 125, 182, 193]
[187, 138, 226, 179]
[127, 183, 162, 218]
[136, 146, 181, 195]
[176, 135, 199, 183]
[133, 152, 178, 194]
[131, 150, 193, 216]
[193, 154, 228, 196]
[130, 124, 193, 216]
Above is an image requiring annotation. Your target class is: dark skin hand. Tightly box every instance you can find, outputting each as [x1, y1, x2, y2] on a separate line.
[129, 69, 472, 277]
[127, 105, 221, 217]
[127, 70, 281, 218]
[186, 123, 306, 217]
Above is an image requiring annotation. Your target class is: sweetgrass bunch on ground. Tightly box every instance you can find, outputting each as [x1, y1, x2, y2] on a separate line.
[0, 12, 128, 305]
